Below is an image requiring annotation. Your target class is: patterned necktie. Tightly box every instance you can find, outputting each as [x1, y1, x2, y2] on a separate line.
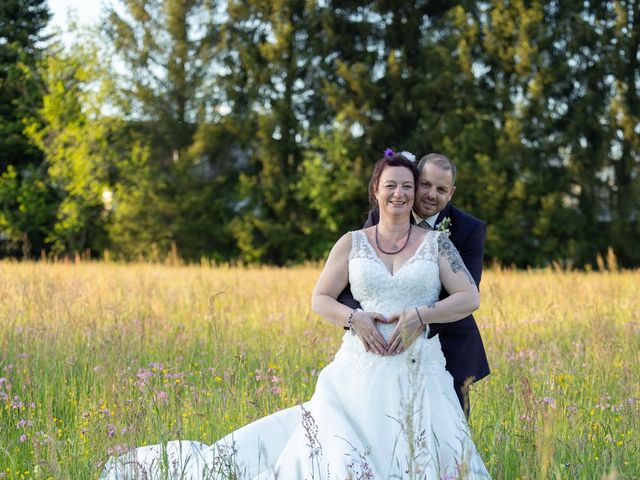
[417, 220, 434, 230]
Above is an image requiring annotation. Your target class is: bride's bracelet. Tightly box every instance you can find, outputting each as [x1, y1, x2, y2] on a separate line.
[343, 308, 361, 332]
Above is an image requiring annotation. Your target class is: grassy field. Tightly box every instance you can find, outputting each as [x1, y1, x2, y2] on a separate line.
[0, 261, 638, 479]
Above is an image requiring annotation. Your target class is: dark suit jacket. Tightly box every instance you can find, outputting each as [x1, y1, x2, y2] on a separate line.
[337, 203, 490, 385]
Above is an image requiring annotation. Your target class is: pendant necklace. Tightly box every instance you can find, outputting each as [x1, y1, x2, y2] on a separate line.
[375, 225, 412, 255]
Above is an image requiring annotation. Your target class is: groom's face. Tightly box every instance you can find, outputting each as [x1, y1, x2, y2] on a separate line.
[414, 163, 456, 218]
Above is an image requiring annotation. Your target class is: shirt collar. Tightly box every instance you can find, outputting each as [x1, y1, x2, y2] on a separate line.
[412, 211, 440, 229]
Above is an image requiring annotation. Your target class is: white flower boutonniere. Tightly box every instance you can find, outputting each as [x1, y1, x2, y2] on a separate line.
[436, 217, 452, 237]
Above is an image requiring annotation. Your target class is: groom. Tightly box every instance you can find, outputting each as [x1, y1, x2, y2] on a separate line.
[338, 152, 490, 418]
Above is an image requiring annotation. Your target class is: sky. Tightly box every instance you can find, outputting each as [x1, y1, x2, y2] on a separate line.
[46, 0, 104, 34]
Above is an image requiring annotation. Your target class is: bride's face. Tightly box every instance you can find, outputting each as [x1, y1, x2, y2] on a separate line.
[374, 166, 415, 217]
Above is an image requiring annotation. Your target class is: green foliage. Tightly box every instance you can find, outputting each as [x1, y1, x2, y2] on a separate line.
[24, 39, 119, 255]
[297, 128, 369, 257]
[103, 0, 219, 128]
[0, 164, 57, 257]
[0, 0, 52, 256]
[98, 0, 240, 262]
[104, 142, 170, 260]
[222, 0, 329, 264]
[0, 0, 50, 171]
[2, 0, 640, 266]
[438, 1, 640, 267]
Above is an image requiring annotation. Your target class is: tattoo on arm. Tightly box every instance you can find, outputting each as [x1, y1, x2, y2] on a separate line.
[437, 234, 475, 285]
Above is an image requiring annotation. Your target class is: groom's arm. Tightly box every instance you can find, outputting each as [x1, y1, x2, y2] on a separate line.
[459, 221, 487, 288]
[427, 220, 487, 338]
[336, 286, 361, 310]
[336, 208, 379, 310]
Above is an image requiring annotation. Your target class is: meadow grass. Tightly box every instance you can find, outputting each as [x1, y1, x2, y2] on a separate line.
[0, 260, 638, 479]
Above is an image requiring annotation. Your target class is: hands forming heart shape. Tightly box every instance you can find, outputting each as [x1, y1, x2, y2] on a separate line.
[350, 310, 425, 356]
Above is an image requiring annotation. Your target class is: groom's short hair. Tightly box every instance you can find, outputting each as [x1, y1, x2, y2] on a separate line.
[418, 153, 457, 186]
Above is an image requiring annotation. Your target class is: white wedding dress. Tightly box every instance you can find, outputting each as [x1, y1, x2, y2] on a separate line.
[101, 231, 491, 479]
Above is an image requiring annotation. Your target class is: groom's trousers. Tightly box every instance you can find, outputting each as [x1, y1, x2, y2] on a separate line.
[454, 381, 471, 420]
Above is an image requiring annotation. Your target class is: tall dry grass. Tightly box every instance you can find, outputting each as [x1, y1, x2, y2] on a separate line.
[0, 261, 637, 479]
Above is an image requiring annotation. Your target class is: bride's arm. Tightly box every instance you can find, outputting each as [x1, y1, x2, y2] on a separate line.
[311, 232, 353, 327]
[311, 233, 389, 355]
[421, 234, 480, 324]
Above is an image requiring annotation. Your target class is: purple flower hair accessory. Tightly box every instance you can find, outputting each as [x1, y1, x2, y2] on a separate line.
[384, 148, 394, 157]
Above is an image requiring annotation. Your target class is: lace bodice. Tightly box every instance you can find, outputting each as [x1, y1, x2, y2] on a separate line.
[349, 229, 441, 317]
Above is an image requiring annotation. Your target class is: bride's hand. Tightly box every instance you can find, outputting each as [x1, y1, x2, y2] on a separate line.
[351, 311, 390, 355]
[387, 309, 424, 355]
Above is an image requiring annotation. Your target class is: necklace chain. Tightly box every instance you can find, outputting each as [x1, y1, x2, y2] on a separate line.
[375, 225, 412, 255]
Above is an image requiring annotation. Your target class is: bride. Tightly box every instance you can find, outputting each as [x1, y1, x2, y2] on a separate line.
[101, 151, 491, 479]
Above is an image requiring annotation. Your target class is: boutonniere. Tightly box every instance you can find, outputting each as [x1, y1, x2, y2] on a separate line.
[436, 217, 452, 237]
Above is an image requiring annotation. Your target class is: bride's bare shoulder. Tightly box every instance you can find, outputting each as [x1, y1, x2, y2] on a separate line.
[328, 232, 354, 256]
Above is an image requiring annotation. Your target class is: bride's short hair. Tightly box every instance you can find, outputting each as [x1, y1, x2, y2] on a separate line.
[368, 152, 419, 208]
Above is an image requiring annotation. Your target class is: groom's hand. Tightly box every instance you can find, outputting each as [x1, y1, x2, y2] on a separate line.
[387, 310, 424, 355]
[352, 311, 389, 355]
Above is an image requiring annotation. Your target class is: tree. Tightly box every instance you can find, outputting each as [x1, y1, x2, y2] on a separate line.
[0, 0, 49, 171]
[441, 0, 640, 268]
[606, 0, 640, 266]
[0, 0, 51, 256]
[222, 0, 331, 263]
[0, 164, 56, 257]
[101, 0, 241, 261]
[297, 127, 368, 258]
[103, 0, 220, 145]
[447, 1, 559, 266]
[24, 38, 123, 255]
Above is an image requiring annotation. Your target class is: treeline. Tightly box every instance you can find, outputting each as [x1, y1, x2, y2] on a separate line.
[1, 0, 638, 267]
